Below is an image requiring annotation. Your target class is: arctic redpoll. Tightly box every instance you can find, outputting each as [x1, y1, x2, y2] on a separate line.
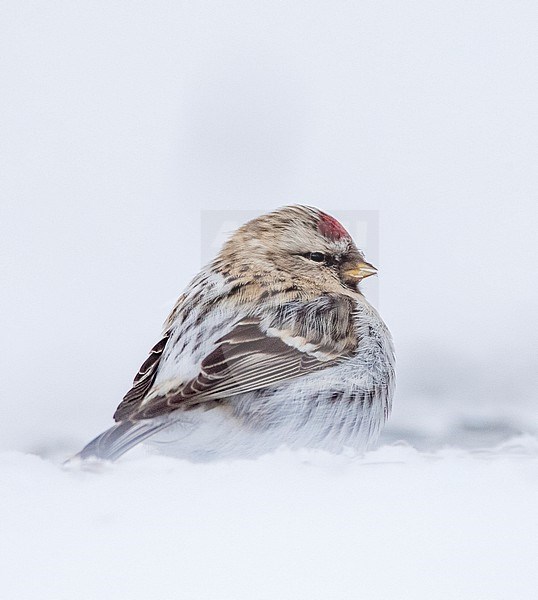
[74, 206, 395, 461]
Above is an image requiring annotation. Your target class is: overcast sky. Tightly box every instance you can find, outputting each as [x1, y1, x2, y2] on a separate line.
[1, 1, 537, 453]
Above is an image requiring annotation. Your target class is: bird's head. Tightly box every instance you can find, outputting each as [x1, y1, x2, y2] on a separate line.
[217, 205, 376, 294]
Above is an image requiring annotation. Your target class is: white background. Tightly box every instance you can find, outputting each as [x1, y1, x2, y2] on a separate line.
[1, 2, 537, 599]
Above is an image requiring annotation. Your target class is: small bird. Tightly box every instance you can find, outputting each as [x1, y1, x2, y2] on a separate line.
[75, 206, 395, 462]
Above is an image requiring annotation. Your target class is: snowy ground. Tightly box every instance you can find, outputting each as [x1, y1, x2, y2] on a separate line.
[2, 439, 537, 600]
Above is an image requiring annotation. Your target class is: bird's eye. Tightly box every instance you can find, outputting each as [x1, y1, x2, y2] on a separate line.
[307, 252, 326, 262]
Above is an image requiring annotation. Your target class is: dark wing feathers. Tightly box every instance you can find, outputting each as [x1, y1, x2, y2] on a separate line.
[115, 294, 358, 421]
[135, 322, 338, 419]
[113, 333, 170, 421]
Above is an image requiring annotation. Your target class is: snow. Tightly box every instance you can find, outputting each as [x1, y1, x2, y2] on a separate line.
[2, 440, 537, 600]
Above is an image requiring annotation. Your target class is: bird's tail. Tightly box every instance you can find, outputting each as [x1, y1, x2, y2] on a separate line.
[71, 419, 171, 462]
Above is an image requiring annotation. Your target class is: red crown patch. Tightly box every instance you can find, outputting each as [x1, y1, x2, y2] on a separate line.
[317, 212, 350, 241]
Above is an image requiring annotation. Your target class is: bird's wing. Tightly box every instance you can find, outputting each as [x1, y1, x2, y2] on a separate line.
[118, 331, 170, 408]
[114, 294, 358, 421]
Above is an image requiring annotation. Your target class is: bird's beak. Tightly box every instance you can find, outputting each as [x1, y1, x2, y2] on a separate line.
[344, 261, 378, 281]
